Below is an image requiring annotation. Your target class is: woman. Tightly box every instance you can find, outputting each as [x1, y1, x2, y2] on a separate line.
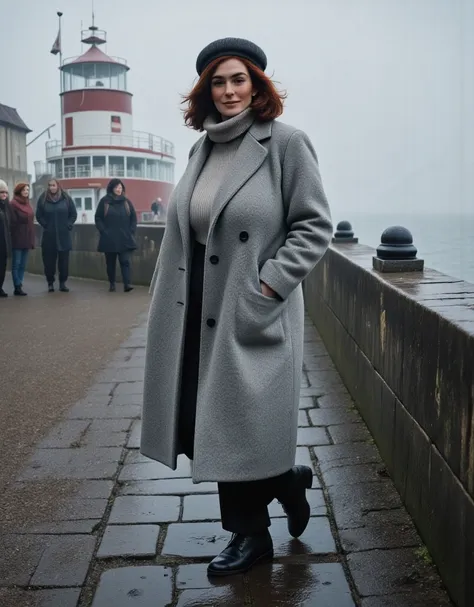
[94, 179, 137, 292]
[142, 38, 332, 576]
[36, 179, 77, 292]
[0, 179, 11, 297]
[9, 182, 35, 296]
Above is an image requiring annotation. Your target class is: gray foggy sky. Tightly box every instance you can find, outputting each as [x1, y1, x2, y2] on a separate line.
[1, 0, 473, 218]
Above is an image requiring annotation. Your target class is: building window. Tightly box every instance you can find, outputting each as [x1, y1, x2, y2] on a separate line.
[109, 156, 125, 177]
[65, 117, 74, 147]
[92, 156, 106, 177]
[52, 159, 63, 178]
[127, 157, 145, 178]
[84, 197, 93, 211]
[146, 159, 159, 180]
[111, 115, 121, 133]
[74, 197, 82, 210]
[77, 156, 91, 177]
[64, 157, 76, 178]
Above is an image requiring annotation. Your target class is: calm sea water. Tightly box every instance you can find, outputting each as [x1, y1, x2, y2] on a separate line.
[342, 213, 474, 284]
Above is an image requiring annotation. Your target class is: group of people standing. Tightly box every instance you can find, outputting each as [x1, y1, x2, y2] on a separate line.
[0, 177, 137, 296]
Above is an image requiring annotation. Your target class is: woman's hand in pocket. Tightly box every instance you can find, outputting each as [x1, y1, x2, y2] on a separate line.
[260, 280, 278, 299]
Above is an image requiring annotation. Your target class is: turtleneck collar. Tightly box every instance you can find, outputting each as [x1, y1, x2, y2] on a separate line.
[203, 107, 255, 143]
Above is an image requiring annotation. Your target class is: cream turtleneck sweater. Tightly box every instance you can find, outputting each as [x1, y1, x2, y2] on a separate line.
[189, 108, 255, 245]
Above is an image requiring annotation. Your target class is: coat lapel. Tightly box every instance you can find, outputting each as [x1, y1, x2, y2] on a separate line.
[176, 136, 212, 260]
[209, 120, 272, 231]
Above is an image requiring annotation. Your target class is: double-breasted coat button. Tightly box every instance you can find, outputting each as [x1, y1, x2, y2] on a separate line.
[206, 318, 216, 328]
[210, 255, 219, 264]
[239, 231, 249, 242]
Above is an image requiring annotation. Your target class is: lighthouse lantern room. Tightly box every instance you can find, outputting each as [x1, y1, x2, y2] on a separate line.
[34, 21, 175, 223]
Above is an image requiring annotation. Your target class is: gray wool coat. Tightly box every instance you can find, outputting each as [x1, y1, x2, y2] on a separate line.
[141, 119, 332, 483]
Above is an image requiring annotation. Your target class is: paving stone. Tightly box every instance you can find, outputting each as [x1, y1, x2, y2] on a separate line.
[107, 359, 146, 369]
[119, 457, 191, 481]
[348, 548, 448, 598]
[92, 566, 172, 607]
[114, 381, 144, 395]
[97, 366, 144, 383]
[295, 447, 319, 480]
[307, 370, 345, 389]
[177, 587, 245, 606]
[299, 396, 317, 409]
[303, 355, 336, 371]
[298, 410, 310, 427]
[108, 495, 180, 523]
[66, 403, 141, 419]
[30, 535, 96, 587]
[328, 423, 372, 444]
[0, 534, 49, 586]
[125, 450, 158, 464]
[88, 382, 116, 396]
[270, 517, 336, 556]
[56, 497, 109, 520]
[303, 343, 328, 357]
[317, 392, 354, 408]
[247, 562, 355, 606]
[314, 443, 382, 472]
[37, 421, 90, 449]
[127, 419, 142, 448]
[328, 482, 403, 530]
[297, 427, 330, 446]
[97, 525, 160, 558]
[1, 588, 82, 607]
[300, 386, 326, 397]
[110, 393, 144, 406]
[323, 463, 386, 487]
[74, 479, 115, 499]
[361, 592, 453, 606]
[309, 408, 362, 426]
[340, 509, 420, 552]
[19, 448, 122, 480]
[182, 494, 221, 521]
[81, 419, 132, 448]
[163, 523, 230, 557]
[23, 520, 101, 535]
[269, 489, 327, 518]
[176, 563, 245, 590]
[120, 478, 217, 495]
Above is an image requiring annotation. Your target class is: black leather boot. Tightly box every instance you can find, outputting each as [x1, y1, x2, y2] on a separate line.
[14, 286, 27, 296]
[0, 288, 8, 297]
[278, 465, 313, 538]
[59, 282, 69, 292]
[48, 283, 55, 293]
[109, 283, 116, 292]
[124, 284, 134, 292]
[207, 530, 273, 576]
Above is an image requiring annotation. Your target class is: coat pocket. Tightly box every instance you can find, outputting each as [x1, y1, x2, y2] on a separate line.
[235, 288, 288, 346]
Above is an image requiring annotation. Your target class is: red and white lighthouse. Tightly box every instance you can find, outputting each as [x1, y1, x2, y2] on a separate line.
[35, 21, 175, 222]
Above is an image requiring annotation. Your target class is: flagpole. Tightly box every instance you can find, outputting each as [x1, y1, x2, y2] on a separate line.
[57, 11, 63, 150]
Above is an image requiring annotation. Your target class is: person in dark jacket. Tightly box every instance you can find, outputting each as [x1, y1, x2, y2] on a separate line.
[36, 179, 77, 292]
[0, 179, 12, 297]
[94, 178, 137, 292]
[9, 182, 35, 296]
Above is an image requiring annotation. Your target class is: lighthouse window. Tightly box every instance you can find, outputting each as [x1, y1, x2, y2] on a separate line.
[127, 157, 145, 178]
[92, 156, 106, 177]
[109, 156, 125, 177]
[146, 159, 159, 180]
[77, 156, 91, 177]
[64, 157, 76, 179]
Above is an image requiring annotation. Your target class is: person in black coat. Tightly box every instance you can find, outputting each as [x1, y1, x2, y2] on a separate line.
[36, 179, 77, 292]
[0, 179, 11, 297]
[94, 178, 137, 292]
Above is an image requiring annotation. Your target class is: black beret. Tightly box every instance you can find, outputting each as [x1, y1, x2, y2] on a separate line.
[196, 38, 267, 75]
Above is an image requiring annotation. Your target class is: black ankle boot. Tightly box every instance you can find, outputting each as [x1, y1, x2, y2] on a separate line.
[124, 284, 134, 292]
[207, 530, 273, 576]
[109, 283, 116, 292]
[0, 288, 8, 298]
[59, 282, 69, 292]
[278, 465, 313, 538]
[48, 283, 55, 293]
[14, 286, 27, 296]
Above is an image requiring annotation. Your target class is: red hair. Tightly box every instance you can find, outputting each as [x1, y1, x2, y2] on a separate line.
[13, 182, 29, 197]
[183, 56, 286, 131]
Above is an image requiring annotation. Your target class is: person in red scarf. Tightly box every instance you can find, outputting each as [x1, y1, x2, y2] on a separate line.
[9, 182, 35, 296]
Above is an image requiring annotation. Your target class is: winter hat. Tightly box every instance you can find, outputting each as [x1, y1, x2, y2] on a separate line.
[196, 38, 267, 75]
[0, 179, 8, 192]
[13, 182, 29, 196]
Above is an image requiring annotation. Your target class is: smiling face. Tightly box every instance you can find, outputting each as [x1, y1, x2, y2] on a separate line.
[113, 183, 123, 196]
[21, 185, 29, 198]
[211, 58, 255, 119]
[0, 188, 8, 201]
[48, 180, 59, 194]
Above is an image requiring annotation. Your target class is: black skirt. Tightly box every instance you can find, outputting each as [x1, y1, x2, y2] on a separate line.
[178, 241, 205, 459]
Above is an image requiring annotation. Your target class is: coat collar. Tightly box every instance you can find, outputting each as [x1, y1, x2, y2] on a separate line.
[176, 119, 273, 259]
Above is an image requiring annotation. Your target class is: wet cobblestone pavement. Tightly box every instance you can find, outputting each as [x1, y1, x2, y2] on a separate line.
[0, 314, 454, 606]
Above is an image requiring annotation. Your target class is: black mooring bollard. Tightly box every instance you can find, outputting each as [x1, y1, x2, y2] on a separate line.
[373, 226, 424, 272]
[332, 221, 359, 244]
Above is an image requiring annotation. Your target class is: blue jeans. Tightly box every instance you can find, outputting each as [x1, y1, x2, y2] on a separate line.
[11, 248, 29, 288]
